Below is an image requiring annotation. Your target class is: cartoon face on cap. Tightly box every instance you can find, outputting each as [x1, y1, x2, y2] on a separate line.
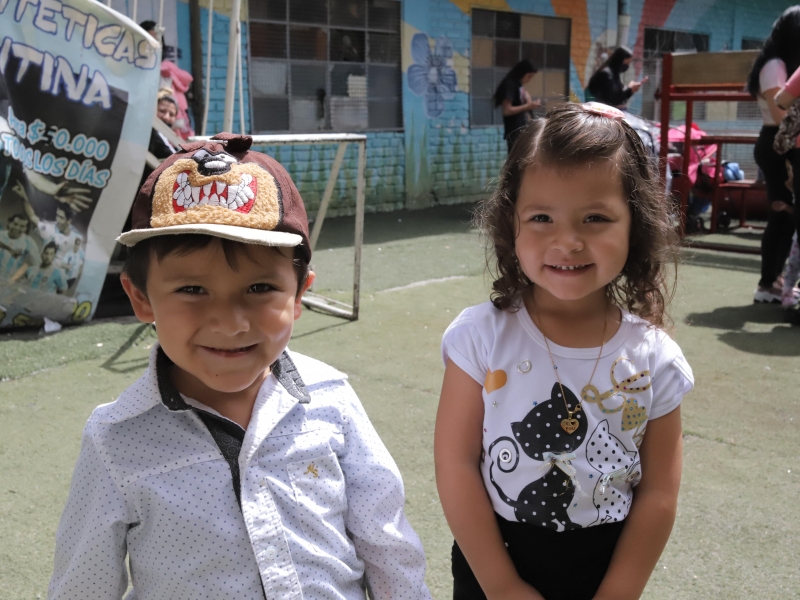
[150, 147, 282, 231]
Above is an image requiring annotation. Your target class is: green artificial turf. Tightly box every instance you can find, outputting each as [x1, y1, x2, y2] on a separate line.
[1, 204, 798, 598]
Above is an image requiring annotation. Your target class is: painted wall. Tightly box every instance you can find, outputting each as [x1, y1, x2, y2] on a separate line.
[171, 0, 794, 216]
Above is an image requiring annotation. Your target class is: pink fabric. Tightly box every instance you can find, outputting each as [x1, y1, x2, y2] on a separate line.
[660, 123, 717, 184]
[160, 60, 195, 139]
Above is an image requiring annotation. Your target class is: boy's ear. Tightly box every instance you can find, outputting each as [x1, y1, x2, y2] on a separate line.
[294, 270, 316, 320]
[120, 272, 155, 324]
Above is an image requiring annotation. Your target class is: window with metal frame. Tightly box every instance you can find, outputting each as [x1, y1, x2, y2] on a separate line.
[470, 9, 571, 127]
[641, 27, 711, 121]
[248, 0, 402, 133]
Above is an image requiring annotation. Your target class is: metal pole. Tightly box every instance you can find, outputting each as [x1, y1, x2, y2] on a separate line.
[659, 53, 672, 185]
[201, 0, 214, 135]
[351, 140, 366, 320]
[223, 0, 242, 132]
[237, 27, 245, 133]
[132, 0, 138, 21]
[158, 0, 165, 32]
[309, 143, 348, 252]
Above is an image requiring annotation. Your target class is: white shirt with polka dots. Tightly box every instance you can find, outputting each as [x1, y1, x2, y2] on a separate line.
[49, 346, 431, 600]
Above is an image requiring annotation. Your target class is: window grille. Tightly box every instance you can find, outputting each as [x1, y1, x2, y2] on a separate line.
[641, 28, 711, 121]
[470, 9, 571, 127]
[248, 0, 402, 133]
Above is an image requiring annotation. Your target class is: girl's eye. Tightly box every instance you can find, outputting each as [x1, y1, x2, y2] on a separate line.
[585, 214, 609, 223]
[249, 283, 274, 293]
[178, 286, 204, 294]
[530, 214, 551, 223]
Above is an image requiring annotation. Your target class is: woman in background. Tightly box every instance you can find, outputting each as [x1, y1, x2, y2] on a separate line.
[494, 60, 541, 153]
[747, 5, 800, 304]
[586, 46, 646, 109]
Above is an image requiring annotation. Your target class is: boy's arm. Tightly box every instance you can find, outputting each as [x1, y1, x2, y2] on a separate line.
[592, 407, 683, 600]
[49, 421, 132, 600]
[338, 382, 432, 600]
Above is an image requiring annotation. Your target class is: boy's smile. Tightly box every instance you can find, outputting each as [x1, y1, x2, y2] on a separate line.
[122, 239, 314, 423]
[514, 163, 631, 310]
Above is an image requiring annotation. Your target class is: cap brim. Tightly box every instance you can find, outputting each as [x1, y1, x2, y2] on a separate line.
[117, 224, 304, 248]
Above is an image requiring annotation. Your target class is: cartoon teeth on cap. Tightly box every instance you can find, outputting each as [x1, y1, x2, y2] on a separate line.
[150, 147, 282, 232]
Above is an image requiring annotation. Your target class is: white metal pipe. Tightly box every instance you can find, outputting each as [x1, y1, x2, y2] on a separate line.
[201, 0, 214, 135]
[223, 0, 242, 131]
[132, 0, 138, 22]
[237, 26, 245, 133]
[309, 142, 348, 252]
[158, 0, 165, 31]
[351, 140, 366, 320]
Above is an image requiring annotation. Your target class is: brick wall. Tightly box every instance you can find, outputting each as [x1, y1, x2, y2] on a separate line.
[426, 0, 507, 204]
[178, 0, 790, 215]
[252, 132, 406, 219]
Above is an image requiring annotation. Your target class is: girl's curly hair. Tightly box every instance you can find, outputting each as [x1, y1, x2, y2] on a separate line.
[475, 104, 679, 328]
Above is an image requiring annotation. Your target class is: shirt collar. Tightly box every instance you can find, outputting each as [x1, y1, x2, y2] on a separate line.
[155, 346, 311, 412]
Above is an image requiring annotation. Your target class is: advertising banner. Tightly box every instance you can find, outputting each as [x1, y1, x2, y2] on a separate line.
[0, 0, 160, 328]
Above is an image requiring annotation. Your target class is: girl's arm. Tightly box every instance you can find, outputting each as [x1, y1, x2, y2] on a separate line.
[762, 88, 787, 125]
[592, 406, 683, 600]
[435, 361, 544, 600]
[775, 68, 800, 110]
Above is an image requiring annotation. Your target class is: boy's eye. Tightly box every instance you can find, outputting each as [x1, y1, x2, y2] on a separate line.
[530, 214, 551, 223]
[249, 283, 275, 293]
[177, 286, 204, 294]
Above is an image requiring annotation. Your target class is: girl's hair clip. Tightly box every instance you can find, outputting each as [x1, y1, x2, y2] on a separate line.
[582, 102, 625, 120]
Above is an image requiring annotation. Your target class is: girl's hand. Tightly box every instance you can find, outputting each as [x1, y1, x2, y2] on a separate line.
[486, 578, 545, 600]
[775, 87, 796, 110]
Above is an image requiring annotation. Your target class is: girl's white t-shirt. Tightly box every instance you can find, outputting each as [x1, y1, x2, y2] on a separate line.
[441, 301, 693, 532]
[758, 58, 788, 125]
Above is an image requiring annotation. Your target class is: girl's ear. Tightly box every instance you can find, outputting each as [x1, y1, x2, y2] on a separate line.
[120, 272, 156, 324]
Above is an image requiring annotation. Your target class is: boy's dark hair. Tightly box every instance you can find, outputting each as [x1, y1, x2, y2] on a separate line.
[475, 104, 678, 328]
[56, 205, 73, 221]
[123, 234, 310, 296]
[139, 20, 157, 32]
[43, 241, 58, 253]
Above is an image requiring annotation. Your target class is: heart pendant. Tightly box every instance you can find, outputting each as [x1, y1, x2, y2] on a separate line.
[561, 418, 579, 434]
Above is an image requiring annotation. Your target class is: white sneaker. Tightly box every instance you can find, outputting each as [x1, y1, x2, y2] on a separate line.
[754, 287, 782, 303]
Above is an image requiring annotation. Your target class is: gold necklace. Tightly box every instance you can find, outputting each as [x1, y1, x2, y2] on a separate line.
[535, 310, 608, 435]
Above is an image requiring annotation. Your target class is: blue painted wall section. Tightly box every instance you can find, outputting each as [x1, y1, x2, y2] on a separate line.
[180, 0, 794, 216]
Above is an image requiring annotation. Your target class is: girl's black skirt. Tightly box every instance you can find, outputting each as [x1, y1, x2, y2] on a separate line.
[451, 514, 624, 600]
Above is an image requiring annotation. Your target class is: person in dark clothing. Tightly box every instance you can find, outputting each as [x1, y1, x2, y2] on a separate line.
[586, 47, 646, 109]
[494, 60, 540, 153]
[746, 5, 800, 304]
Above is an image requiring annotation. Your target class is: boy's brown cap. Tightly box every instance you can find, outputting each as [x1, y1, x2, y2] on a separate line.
[118, 133, 311, 261]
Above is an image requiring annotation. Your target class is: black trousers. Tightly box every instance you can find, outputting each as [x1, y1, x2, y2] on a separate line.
[754, 126, 798, 288]
[451, 515, 624, 600]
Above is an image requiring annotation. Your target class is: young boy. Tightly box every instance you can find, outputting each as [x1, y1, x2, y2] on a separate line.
[49, 134, 431, 599]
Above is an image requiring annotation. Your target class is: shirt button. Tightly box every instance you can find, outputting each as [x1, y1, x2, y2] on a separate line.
[265, 546, 277, 561]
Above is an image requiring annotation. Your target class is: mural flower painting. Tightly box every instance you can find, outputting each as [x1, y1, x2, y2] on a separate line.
[407, 33, 457, 118]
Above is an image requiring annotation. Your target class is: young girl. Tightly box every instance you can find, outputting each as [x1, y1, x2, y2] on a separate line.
[435, 103, 694, 600]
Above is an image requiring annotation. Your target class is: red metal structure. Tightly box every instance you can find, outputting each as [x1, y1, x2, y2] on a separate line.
[657, 50, 763, 253]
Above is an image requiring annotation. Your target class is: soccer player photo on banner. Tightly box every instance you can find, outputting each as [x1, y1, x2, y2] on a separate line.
[0, 0, 160, 328]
